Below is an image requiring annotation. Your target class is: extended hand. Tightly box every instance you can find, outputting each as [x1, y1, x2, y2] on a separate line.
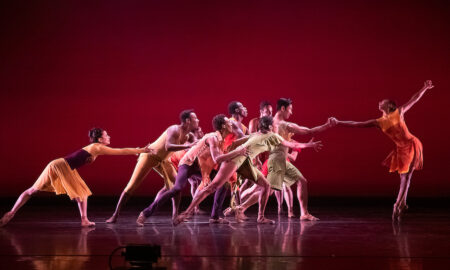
[186, 141, 198, 148]
[328, 117, 338, 127]
[308, 139, 323, 152]
[424, 80, 434, 89]
[238, 146, 250, 156]
[143, 145, 154, 154]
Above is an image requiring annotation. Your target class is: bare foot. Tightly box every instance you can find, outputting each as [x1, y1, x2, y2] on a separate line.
[398, 203, 408, 214]
[300, 214, 319, 221]
[0, 212, 14, 227]
[81, 219, 95, 227]
[235, 207, 248, 223]
[209, 218, 230, 224]
[278, 207, 282, 215]
[105, 214, 118, 224]
[223, 207, 234, 217]
[257, 217, 275, 224]
[288, 210, 295, 218]
[172, 213, 188, 226]
[194, 208, 207, 215]
[136, 212, 146, 227]
[392, 204, 402, 221]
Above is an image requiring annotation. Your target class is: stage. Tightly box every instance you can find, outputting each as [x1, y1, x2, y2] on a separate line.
[0, 197, 449, 269]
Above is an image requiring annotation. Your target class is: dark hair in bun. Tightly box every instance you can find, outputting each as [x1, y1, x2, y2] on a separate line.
[88, 127, 104, 143]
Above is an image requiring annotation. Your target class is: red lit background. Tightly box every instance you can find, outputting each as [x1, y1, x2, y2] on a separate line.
[1, 1, 449, 197]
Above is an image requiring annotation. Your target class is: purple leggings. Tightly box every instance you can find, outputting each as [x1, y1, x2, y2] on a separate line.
[210, 184, 229, 219]
[142, 163, 200, 218]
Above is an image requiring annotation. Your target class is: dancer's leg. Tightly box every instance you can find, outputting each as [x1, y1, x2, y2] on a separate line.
[254, 175, 273, 224]
[393, 170, 414, 220]
[225, 181, 255, 216]
[189, 176, 201, 213]
[274, 190, 283, 215]
[236, 173, 272, 223]
[137, 164, 193, 226]
[283, 185, 294, 218]
[173, 161, 237, 224]
[296, 176, 317, 220]
[0, 187, 39, 227]
[106, 154, 158, 223]
[76, 197, 95, 227]
[240, 179, 252, 194]
[210, 184, 229, 223]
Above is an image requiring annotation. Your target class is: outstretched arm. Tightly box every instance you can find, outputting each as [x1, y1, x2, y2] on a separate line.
[228, 135, 250, 151]
[93, 144, 150, 156]
[335, 118, 378, 128]
[281, 138, 323, 152]
[400, 80, 434, 114]
[208, 137, 249, 164]
[165, 126, 194, 151]
[286, 120, 333, 136]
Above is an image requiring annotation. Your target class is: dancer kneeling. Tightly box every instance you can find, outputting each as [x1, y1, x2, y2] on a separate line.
[0, 128, 150, 227]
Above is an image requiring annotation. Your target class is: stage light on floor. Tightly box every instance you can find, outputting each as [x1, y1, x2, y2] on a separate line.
[109, 244, 162, 269]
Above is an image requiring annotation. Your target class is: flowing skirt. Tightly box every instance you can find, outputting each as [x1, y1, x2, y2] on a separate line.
[382, 137, 423, 174]
[32, 158, 92, 201]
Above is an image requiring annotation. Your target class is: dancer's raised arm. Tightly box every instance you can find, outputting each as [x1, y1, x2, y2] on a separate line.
[400, 80, 434, 114]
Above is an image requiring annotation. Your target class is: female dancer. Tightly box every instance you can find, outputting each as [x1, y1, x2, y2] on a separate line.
[332, 80, 433, 220]
[0, 128, 150, 227]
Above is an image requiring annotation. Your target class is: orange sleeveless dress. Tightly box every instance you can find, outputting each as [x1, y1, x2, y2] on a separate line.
[376, 109, 423, 174]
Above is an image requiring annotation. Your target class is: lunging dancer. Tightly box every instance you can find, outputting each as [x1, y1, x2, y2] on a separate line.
[0, 128, 150, 227]
[136, 114, 248, 226]
[106, 110, 199, 223]
[332, 80, 433, 220]
[240, 98, 334, 220]
[173, 116, 322, 225]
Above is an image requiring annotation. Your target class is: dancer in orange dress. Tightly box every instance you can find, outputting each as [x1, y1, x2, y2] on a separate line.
[0, 128, 150, 227]
[332, 80, 433, 220]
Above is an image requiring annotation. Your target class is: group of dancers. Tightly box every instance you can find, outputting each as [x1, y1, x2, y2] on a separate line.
[0, 80, 434, 227]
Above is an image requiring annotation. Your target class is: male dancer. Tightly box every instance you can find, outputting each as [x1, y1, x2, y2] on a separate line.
[238, 98, 334, 220]
[135, 114, 248, 226]
[223, 101, 249, 211]
[248, 100, 273, 133]
[169, 126, 204, 214]
[174, 116, 322, 225]
[106, 110, 199, 223]
[224, 100, 272, 217]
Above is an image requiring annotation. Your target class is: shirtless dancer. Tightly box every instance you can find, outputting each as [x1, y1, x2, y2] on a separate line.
[169, 127, 205, 214]
[106, 110, 199, 223]
[174, 116, 322, 225]
[136, 114, 248, 226]
[211, 101, 248, 219]
[239, 98, 334, 220]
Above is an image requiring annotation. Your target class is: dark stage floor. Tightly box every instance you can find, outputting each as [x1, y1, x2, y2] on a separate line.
[0, 197, 449, 269]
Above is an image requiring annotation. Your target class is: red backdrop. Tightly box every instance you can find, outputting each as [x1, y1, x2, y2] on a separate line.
[1, 0, 449, 197]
